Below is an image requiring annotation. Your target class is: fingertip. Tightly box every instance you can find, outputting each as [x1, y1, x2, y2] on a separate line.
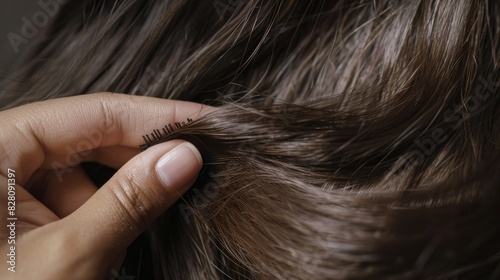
[155, 142, 203, 191]
[60, 140, 203, 256]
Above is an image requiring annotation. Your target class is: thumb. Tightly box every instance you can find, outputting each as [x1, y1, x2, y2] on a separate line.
[64, 140, 202, 257]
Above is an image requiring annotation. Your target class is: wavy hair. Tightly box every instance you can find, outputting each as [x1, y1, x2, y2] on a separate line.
[2, 0, 500, 279]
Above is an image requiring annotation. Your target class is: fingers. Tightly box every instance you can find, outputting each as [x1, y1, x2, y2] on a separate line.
[85, 146, 141, 170]
[0, 176, 59, 237]
[0, 92, 213, 185]
[40, 167, 98, 218]
[24, 146, 139, 218]
[63, 140, 202, 257]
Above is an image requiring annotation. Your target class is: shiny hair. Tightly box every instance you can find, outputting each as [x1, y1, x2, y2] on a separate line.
[2, 0, 500, 279]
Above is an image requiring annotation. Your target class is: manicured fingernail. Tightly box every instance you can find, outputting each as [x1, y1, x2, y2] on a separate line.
[155, 142, 203, 189]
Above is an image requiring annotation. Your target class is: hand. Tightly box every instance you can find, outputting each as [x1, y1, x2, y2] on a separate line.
[0, 93, 209, 279]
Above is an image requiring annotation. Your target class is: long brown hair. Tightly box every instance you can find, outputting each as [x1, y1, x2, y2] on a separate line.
[2, 0, 500, 279]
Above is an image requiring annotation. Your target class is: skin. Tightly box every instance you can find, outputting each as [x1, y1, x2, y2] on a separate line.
[0, 93, 212, 279]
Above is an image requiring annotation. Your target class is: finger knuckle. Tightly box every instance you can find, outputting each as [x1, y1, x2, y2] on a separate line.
[110, 171, 154, 230]
[95, 93, 125, 144]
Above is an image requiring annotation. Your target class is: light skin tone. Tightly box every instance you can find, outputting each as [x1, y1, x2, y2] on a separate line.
[0, 93, 212, 279]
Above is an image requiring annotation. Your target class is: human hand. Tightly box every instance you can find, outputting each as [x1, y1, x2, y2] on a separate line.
[0, 93, 209, 279]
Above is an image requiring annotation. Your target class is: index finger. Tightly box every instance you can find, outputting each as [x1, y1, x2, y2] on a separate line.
[0, 92, 213, 185]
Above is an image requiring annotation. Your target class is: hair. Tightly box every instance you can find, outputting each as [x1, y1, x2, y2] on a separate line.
[2, 0, 500, 279]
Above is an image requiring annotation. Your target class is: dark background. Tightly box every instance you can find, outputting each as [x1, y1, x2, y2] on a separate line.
[0, 1, 43, 78]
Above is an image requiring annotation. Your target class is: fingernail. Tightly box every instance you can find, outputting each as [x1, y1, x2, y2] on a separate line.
[156, 142, 203, 189]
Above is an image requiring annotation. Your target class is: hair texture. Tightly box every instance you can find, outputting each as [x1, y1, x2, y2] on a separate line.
[2, 0, 500, 279]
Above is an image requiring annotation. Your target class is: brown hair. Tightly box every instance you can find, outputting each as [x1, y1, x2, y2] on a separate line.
[2, 0, 500, 279]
